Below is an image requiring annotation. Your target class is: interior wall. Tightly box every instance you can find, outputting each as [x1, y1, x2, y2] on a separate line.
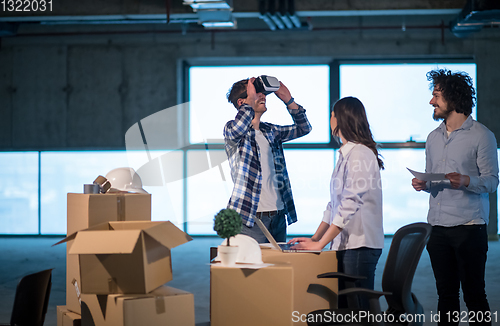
[1, 21, 499, 234]
[1, 23, 500, 151]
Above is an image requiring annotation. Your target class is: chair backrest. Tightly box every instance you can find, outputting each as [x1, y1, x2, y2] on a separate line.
[10, 269, 52, 326]
[381, 223, 432, 315]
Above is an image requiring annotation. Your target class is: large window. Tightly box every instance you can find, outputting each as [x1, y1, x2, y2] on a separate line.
[339, 62, 477, 143]
[379, 149, 428, 234]
[186, 150, 233, 235]
[2, 148, 498, 235]
[189, 65, 331, 144]
[187, 64, 332, 235]
[0, 151, 183, 235]
[2, 60, 496, 237]
[283, 149, 334, 235]
[338, 61, 478, 233]
[0, 152, 39, 234]
[185, 149, 335, 235]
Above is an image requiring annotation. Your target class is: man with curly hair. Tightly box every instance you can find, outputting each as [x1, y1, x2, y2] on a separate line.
[412, 69, 498, 325]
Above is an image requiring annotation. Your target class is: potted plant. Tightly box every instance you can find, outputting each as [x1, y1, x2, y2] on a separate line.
[213, 208, 242, 266]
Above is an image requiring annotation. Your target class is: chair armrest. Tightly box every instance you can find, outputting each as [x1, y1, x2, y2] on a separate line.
[317, 272, 367, 282]
[339, 288, 392, 317]
[338, 287, 391, 300]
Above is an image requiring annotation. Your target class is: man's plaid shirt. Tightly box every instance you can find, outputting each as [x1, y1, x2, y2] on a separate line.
[223, 103, 312, 227]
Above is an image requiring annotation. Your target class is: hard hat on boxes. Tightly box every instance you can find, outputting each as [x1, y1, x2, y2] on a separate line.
[105, 167, 148, 194]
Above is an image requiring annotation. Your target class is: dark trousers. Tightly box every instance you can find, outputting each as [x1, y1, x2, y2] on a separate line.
[336, 247, 382, 310]
[427, 224, 490, 326]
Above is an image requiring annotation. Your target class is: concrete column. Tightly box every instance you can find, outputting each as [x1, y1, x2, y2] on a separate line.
[475, 38, 500, 240]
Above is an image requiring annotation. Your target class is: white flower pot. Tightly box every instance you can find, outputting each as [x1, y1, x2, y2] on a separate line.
[218, 245, 239, 266]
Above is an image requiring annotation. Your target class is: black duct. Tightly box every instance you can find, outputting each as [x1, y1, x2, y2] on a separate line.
[450, 0, 500, 37]
[258, 0, 304, 30]
[0, 22, 19, 37]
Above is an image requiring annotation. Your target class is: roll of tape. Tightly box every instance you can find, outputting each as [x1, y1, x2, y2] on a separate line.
[93, 175, 111, 193]
[83, 184, 100, 194]
[101, 180, 111, 193]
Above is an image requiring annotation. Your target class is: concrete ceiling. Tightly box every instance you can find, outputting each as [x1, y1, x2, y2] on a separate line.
[0, 0, 466, 24]
[3, 0, 497, 38]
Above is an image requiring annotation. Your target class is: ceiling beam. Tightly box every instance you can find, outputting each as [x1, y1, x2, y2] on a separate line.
[0, 0, 466, 21]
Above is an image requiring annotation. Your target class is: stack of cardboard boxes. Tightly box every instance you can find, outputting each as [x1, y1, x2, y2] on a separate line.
[210, 249, 338, 326]
[56, 193, 194, 326]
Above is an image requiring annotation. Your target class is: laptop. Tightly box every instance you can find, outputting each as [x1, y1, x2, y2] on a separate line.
[254, 217, 322, 253]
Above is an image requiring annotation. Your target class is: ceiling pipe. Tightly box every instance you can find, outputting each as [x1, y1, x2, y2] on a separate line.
[8, 23, 455, 38]
[288, 0, 301, 28]
[450, 0, 500, 37]
[165, 0, 171, 24]
[278, 0, 293, 29]
[259, 0, 276, 30]
[268, 0, 285, 29]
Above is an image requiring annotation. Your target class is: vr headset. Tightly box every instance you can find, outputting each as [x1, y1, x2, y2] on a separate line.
[253, 75, 280, 95]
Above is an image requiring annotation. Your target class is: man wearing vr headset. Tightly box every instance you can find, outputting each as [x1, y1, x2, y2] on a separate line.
[224, 76, 312, 242]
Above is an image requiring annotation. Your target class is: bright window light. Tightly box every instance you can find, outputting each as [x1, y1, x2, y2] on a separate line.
[379, 148, 428, 234]
[40, 151, 183, 234]
[186, 149, 233, 235]
[0, 152, 39, 234]
[185, 148, 335, 235]
[340, 63, 477, 142]
[283, 149, 335, 235]
[189, 65, 330, 144]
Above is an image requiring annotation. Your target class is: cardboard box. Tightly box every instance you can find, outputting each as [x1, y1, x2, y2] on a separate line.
[66, 193, 152, 314]
[66, 252, 82, 314]
[81, 286, 194, 326]
[57, 221, 192, 295]
[261, 249, 338, 325]
[57, 306, 81, 326]
[210, 263, 293, 326]
[67, 193, 152, 235]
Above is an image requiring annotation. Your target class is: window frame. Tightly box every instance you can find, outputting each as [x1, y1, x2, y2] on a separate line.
[2, 56, 492, 236]
[181, 57, 339, 150]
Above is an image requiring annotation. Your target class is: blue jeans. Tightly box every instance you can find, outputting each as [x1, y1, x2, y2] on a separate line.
[336, 247, 382, 310]
[427, 225, 490, 326]
[240, 211, 287, 243]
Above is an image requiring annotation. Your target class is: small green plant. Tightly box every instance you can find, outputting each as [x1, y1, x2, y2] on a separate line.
[213, 208, 242, 246]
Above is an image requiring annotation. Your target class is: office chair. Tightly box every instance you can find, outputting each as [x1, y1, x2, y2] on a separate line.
[307, 222, 432, 326]
[0, 269, 53, 326]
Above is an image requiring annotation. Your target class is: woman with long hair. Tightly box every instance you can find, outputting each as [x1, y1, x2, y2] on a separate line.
[288, 96, 384, 309]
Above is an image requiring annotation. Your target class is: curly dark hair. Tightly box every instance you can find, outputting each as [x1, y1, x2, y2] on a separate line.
[332, 97, 384, 170]
[426, 69, 476, 116]
[226, 79, 249, 108]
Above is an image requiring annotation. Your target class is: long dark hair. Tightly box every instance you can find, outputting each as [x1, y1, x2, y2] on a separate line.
[333, 97, 384, 170]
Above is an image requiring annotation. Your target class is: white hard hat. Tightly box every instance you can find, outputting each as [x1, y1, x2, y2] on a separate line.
[105, 167, 148, 194]
[214, 234, 263, 264]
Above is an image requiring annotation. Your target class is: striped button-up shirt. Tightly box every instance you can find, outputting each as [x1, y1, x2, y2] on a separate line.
[223, 103, 312, 227]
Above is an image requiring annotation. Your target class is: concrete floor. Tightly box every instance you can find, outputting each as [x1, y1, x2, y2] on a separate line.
[1, 236, 500, 326]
